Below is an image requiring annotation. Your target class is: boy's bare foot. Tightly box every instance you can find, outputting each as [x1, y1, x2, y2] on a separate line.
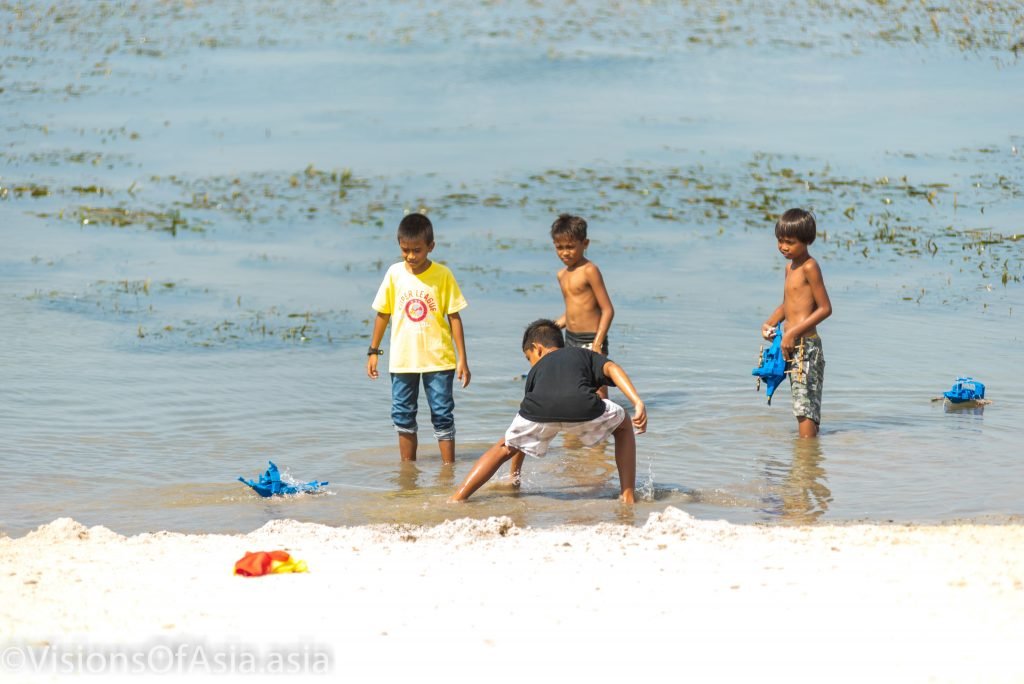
[620, 490, 635, 505]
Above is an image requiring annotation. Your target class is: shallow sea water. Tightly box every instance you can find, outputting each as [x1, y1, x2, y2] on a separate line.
[1, 1, 1022, 536]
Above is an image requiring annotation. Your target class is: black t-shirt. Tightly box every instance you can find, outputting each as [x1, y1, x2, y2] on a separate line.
[518, 347, 615, 423]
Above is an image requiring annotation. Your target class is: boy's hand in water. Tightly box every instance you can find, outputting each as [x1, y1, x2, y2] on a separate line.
[631, 401, 647, 434]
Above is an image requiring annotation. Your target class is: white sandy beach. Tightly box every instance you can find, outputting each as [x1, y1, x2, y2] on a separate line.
[2, 508, 1023, 683]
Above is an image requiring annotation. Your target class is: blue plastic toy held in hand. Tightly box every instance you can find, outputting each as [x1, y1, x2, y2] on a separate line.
[238, 461, 328, 497]
[943, 377, 985, 403]
[752, 323, 787, 405]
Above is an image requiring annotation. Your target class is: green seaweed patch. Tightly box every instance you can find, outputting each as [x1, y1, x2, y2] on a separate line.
[0, 148, 131, 168]
[137, 307, 355, 348]
[154, 165, 377, 227]
[27, 278, 164, 318]
[2, 179, 126, 201]
[1, 183, 50, 198]
[3, 0, 1022, 101]
[441, 192, 479, 205]
[71, 185, 108, 195]
[486, 148, 1023, 288]
[27, 279, 355, 348]
[74, 206, 202, 235]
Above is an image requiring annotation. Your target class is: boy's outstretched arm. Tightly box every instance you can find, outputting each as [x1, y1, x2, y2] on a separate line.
[450, 439, 521, 502]
[366, 312, 390, 379]
[604, 360, 641, 504]
[586, 263, 614, 353]
[448, 312, 471, 388]
[603, 362, 646, 433]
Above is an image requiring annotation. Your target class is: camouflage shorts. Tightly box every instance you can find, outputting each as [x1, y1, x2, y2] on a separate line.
[790, 335, 825, 424]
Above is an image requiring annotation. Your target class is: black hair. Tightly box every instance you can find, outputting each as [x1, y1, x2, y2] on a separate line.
[522, 319, 565, 352]
[774, 208, 816, 245]
[398, 212, 434, 244]
[550, 213, 588, 242]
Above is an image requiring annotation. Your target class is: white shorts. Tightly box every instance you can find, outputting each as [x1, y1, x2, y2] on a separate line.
[504, 400, 626, 459]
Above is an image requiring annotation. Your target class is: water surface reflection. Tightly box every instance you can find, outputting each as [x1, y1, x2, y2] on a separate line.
[761, 438, 832, 524]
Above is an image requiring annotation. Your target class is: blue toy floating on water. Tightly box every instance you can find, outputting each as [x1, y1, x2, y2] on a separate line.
[943, 377, 986, 404]
[752, 323, 787, 405]
[238, 461, 328, 497]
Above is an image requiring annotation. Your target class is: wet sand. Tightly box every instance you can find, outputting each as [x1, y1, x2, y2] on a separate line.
[2, 509, 1022, 682]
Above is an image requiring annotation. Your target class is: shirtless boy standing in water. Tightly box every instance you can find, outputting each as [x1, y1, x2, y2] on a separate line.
[761, 208, 833, 438]
[551, 214, 614, 398]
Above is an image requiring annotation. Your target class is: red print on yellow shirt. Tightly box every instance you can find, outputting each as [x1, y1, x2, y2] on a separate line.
[400, 289, 437, 323]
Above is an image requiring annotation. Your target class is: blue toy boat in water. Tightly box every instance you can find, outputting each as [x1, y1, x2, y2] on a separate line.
[752, 323, 787, 405]
[943, 377, 986, 404]
[238, 461, 328, 497]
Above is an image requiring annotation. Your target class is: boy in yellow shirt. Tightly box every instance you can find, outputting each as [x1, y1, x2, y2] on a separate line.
[366, 213, 470, 464]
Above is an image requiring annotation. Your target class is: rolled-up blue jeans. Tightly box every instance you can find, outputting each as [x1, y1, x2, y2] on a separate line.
[390, 370, 456, 440]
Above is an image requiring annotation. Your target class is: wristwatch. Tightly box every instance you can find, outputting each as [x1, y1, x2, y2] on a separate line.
[367, 346, 383, 356]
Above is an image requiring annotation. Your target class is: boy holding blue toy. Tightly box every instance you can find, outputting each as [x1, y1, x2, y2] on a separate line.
[366, 213, 470, 464]
[760, 208, 833, 438]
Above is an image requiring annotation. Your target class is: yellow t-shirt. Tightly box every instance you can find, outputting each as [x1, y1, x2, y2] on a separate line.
[372, 261, 468, 373]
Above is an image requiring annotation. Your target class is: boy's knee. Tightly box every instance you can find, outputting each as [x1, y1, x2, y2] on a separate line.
[497, 446, 521, 467]
[490, 441, 520, 463]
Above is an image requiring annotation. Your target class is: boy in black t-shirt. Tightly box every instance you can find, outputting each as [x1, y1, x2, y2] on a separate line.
[450, 319, 647, 504]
